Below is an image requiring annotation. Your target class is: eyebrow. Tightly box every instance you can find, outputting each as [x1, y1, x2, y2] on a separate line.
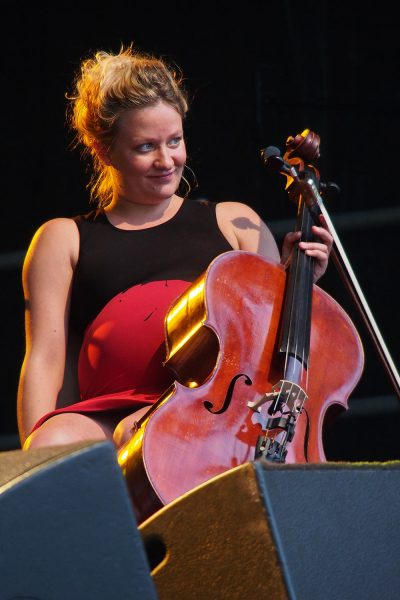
[130, 130, 184, 143]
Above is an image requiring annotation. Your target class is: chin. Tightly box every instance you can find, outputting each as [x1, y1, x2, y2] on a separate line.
[154, 180, 181, 198]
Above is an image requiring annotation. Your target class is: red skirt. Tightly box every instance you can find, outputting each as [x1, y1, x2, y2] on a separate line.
[31, 280, 191, 432]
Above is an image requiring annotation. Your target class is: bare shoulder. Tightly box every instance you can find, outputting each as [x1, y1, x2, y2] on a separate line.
[30, 217, 79, 244]
[216, 201, 262, 221]
[216, 201, 280, 261]
[24, 217, 80, 274]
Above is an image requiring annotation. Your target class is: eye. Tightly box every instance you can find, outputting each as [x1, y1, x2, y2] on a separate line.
[135, 142, 154, 153]
[168, 136, 182, 147]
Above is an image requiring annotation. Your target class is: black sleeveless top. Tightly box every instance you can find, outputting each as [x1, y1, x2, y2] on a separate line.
[69, 199, 233, 335]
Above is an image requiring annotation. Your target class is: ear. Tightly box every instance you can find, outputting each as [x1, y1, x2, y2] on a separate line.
[92, 140, 112, 166]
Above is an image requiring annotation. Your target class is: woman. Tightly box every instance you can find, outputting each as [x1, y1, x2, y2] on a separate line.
[18, 45, 332, 450]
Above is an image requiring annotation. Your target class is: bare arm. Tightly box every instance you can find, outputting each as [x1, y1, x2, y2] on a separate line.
[216, 201, 281, 261]
[17, 218, 79, 444]
[216, 202, 332, 281]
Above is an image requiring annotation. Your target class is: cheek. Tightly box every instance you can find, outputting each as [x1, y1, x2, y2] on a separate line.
[126, 156, 152, 175]
[176, 145, 187, 165]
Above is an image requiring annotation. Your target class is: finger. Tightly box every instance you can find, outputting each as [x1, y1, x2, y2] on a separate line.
[299, 242, 329, 259]
[318, 213, 329, 229]
[311, 226, 333, 248]
[311, 224, 332, 238]
[281, 231, 301, 253]
[302, 248, 329, 262]
[281, 231, 301, 265]
[284, 231, 302, 243]
[299, 241, 329, 253]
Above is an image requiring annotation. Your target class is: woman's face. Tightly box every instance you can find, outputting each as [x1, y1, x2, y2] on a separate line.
[107, 101, 186, 205]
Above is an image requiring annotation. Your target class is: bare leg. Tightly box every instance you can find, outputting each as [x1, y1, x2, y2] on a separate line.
[23, 412, 122, 450]
[113, 406, 152, 448]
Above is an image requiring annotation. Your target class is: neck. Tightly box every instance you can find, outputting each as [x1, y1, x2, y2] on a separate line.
[104, 194, 183, 229]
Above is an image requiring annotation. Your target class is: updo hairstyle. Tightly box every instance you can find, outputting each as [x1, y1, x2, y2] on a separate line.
[69, 45, 189, 207]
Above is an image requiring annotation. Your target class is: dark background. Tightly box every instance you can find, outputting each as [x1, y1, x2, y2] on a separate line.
[2, 1, 399, 459]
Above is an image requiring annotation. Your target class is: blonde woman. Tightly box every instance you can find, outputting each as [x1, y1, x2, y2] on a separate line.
[18, 45, 332, 451]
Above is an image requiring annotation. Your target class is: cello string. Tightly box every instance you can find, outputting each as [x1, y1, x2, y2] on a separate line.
[291, 197, 304, 386]
[282, 244, 296, 411]
[284, 235, 299, 380]
[304, 250, 312, 391]
[283, 197, 311, 410]
[305, 202, 316, 392]
[299, 198, 313, 392]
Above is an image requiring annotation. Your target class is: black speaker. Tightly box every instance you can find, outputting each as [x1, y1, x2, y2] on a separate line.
[0, 441, 158, 600]
[140, 459, 400, 600]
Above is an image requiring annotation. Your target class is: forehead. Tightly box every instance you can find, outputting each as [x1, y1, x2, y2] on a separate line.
[117, 101, 183, 140]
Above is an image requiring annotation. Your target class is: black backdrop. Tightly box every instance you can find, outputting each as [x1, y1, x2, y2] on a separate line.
[2, 1, 399, 458]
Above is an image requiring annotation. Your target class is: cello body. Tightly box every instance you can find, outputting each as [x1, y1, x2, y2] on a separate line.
[119, 251, 364, 524]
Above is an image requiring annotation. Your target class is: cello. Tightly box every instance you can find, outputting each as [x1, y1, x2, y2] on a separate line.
[118, 129, 364, 524]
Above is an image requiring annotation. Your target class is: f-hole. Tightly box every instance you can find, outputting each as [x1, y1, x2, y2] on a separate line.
[203, 373, 252, 414]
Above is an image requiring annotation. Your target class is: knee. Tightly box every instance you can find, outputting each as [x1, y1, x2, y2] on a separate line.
[23, 424, 75, 450]
[113, 419, 132, 448]
[23, 413, 107, 450]
[113, 406, 152, 448]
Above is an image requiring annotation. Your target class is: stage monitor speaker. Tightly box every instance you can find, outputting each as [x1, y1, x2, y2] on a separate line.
[0, 441, 158, 600]
[140, 459, 400, 600]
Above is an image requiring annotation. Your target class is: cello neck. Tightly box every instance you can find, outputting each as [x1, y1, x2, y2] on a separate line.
[279, 199, 314, 381]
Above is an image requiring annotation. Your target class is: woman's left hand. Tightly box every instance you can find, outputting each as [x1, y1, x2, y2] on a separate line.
[281, 216, 333, 283]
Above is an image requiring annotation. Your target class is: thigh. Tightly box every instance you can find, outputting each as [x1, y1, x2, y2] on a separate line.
[23, 411, 122, 450]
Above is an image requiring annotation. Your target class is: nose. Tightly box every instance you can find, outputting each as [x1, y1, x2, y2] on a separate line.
[154, 146, 174, 170]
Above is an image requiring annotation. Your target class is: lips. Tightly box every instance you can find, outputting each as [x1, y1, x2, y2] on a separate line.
[149, 169, 176, 180]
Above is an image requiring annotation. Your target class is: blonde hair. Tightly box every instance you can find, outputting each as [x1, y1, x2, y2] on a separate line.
[69, 45, 189, 207]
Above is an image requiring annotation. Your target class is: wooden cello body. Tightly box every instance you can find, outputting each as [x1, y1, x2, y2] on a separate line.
[119, 250, 364, 524]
